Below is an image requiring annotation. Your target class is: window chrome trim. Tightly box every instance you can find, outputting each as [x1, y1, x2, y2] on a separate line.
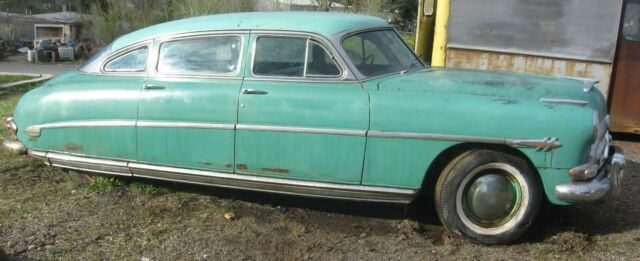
[152, 33, 245, 77]
[249, 32, 350, 82]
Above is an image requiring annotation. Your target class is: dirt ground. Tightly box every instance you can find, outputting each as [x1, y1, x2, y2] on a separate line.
[0, 140, 637, 260]
[0, 84, 639, 260]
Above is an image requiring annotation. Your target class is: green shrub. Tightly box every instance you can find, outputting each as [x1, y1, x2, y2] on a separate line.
[88, 176, 125, 192]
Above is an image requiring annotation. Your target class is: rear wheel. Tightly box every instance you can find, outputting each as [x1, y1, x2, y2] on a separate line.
[435, 150, 542, 244]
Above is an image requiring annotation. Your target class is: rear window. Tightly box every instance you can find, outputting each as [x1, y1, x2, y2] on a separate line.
[78, 43, 112, 73]
[104, 47, 148, 72]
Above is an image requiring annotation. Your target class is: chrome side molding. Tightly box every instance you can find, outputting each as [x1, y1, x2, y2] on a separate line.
[30, 150, 417, 203]
[25, 120, 561, 152]
[25, 120, 137, 138]
[507, 137, 562, 152]
[540, 98, 588, 106]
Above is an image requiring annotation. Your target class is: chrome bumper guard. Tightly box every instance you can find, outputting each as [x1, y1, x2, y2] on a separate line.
[555, 146, 625, 202]
[2, 136, 27, 155]
[2, 117, 26, 155]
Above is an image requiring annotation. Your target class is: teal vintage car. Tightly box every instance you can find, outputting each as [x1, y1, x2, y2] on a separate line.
[2, 12, 626, 244]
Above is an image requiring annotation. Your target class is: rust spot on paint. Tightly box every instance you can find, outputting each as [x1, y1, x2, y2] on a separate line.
[464, 80, 506, 88]
[492, 98, 518, 105]
[261, 168, 290, 174]
[200, 162, 213, 166]
[236, 164, 248, 171]
[225, 164, 233, 169]
[64, 144, 84, 152]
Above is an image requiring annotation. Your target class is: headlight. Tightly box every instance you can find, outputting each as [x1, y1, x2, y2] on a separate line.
[5, 117, 17, 136]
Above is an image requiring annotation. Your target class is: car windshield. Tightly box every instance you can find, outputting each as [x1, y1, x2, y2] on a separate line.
[342, 30, 423, 77]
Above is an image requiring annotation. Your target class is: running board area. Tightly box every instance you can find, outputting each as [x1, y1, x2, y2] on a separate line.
[28, 150, 418, 203]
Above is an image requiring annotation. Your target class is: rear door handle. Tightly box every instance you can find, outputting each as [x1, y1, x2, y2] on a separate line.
[241, 88, 268, 95]
[143, 84, 166, 90]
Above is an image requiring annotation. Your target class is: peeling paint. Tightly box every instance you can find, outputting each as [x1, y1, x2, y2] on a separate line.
[64, 144, 84, 152]
[492, 98, 518, 105]
[236, 164, 248, 171]
[261, 168, 290, 174]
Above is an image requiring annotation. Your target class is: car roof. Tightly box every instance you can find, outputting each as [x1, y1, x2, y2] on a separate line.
[111, 11, 389, 51]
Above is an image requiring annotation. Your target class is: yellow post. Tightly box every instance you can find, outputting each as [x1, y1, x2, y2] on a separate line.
[415, 0, 427, 60]
[414, 0, 435, 62]
[430, 0, 449, 67]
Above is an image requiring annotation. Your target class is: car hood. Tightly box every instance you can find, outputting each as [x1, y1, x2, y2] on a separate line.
[375, 68, 606, 114]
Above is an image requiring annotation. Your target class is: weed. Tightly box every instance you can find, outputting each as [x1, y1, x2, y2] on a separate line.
[130, 181, 168, 195]
[88, 176, 125, 192]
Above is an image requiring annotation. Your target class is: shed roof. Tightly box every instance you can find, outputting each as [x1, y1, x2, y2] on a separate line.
[111, 12, 388, 51]
[32, 11, 87, 24]
[0, 12, 55, 25]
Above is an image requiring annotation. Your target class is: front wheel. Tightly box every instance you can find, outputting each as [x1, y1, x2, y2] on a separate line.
[435, 149, 542, 244]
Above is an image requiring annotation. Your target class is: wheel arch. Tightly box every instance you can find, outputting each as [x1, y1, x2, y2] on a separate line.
[419, 142, 542, 199]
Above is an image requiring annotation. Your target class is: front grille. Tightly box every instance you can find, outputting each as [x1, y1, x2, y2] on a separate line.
[588, 114, 611, 167]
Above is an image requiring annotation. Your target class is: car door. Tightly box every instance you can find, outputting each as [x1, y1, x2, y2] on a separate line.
[136, 33, 246, 172]
[235, 33, 369, 184]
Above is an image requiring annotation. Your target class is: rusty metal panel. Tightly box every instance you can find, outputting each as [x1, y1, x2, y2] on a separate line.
[445, 48, 613, 98]
[609, 0, 640, 133]
[448, 0, 623, 63]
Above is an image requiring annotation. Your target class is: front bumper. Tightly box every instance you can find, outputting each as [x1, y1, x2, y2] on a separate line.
[555, 146, 625, 202]
[2, 136, 27, 155]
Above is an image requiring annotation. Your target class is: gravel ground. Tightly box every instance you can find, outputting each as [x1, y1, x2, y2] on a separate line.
[0, 140, 638, 260]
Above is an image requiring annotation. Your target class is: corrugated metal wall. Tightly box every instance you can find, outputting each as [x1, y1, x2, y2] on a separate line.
[445, 0, 624, 98]
[446, 48, 613, 96]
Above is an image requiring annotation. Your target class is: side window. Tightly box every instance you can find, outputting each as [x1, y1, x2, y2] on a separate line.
[254, 37, 306, 77]
[158, 35, 242, 75]
[623, 2, 640, 41]
[104, 47, 148, 72]
[253, 36, 342, 78]
[306, 42, 341, 77]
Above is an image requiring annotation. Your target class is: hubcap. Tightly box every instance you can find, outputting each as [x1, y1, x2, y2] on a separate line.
[463, 172, 521, 227]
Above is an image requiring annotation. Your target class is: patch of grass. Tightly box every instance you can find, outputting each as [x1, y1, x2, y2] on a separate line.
[129, 181, 169, 195]
[88, 176, 125, 192]
[0, 83, 40, 129]
[0, 75, 36, 85]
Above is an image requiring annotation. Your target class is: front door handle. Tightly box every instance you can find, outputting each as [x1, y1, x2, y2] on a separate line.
[143, 84, 166, 90]
[241, 88, 268, 95]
